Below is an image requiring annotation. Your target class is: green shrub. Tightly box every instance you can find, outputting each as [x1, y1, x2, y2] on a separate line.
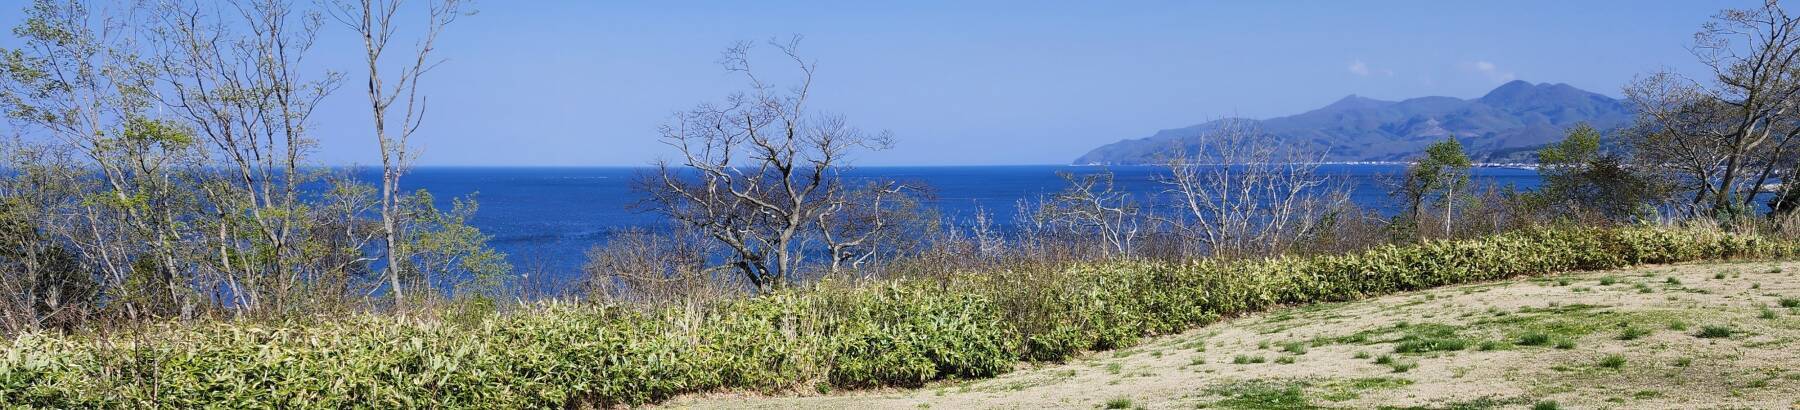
[0, 226, 1787, 407]
[825, 285, 1013, 388]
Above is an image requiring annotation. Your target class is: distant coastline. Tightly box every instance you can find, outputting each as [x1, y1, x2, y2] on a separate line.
[1075, 161, 1538, 170]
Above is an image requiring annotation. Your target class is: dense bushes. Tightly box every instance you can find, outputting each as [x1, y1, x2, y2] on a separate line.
[954, 226, 1787, 362]
[0, 226, 1790, 408]
[824, 286, 1013, 388]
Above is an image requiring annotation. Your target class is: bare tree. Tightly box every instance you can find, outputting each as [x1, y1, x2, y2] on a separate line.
[1154, 120, 1342, 257]
[1627, 1, 1800, 218]
[641, 37, 897, 294]
[0, 138, 97, 333]
[1036, 170, 1141, 257]
[817, 181, 926, 274]
[148, 0, 343, 313]
[328, 0, 469, 310]
[582, 228, 737, 306]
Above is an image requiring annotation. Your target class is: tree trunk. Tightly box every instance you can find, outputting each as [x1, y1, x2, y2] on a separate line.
[382, 171, 405, 311]
[1443, 184, 1454, 238]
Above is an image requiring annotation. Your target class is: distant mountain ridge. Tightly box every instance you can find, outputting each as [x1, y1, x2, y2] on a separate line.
[1073, 80, 1633, 164]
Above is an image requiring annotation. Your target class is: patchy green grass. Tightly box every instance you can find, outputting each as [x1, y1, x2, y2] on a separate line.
[1201, 380, 1318, 410]
[1457, 303, 1702, 355]
[1696, 325, 1736, 339]
[1377, 396, 1527, 410]
[1199, 378, 1409, 407]
[1617, 326, 1651, 340]
[1317, 377, 1414, 402]
[1282, 341, 1309, 355]
[1333, 322, 1480, 355]
[1388, 359, 1418, 373]
[1393, 337, 1468, 354]
[1517, 331, 1552, 346]
[1597, 354, 1627, 369]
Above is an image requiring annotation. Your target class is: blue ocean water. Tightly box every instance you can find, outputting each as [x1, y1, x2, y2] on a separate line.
[381, 165, 1541, 276]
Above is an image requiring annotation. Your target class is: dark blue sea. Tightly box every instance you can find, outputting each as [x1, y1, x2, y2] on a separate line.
[379, 165, 1541, 276]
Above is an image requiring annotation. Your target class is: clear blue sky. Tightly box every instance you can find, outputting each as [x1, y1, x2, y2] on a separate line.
[0, 1, 1746, 165]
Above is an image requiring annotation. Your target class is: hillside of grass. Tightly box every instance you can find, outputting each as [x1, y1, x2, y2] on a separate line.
[1, 226, 1794, 408]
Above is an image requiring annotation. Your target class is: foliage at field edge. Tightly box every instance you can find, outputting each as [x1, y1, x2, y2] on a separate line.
[0, 226, 1787, 408]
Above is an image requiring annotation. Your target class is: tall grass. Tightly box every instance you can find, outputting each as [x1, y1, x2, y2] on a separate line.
[0, 225, 1789, 408]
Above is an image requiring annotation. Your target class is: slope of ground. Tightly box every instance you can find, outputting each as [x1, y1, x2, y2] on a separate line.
[663, 260, 1800, 409]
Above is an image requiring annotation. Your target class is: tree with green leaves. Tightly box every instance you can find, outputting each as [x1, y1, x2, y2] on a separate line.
[395, 190, 511, 300]
[1400, 137, 1471, 241]
[0, 0, 508, 324]
[1532, 124, 1660, 222]
[0, 0, 200, 320]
